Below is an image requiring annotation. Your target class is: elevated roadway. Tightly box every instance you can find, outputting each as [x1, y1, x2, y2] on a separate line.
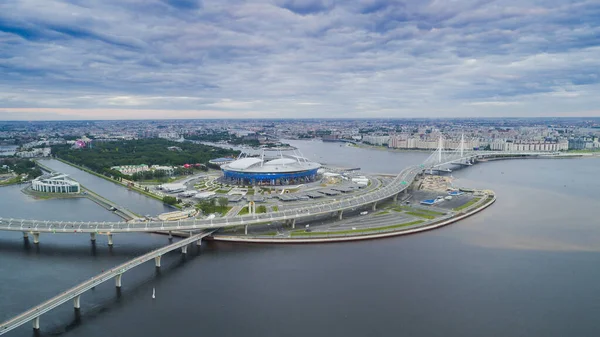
[0, 151, 559, 238]
[0, 166, 419, 236]
[0, 229, 215, 335]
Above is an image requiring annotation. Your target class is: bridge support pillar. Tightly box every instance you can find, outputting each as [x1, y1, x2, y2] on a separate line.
[107, 234, 113, 246]
[90, 232, 96, 242]
[32, 316, 40, 330]
[74, 295, 81, 309]
[372, 202, 377, 211]
[155, 255, 161, 268]
[33, 232, 40, 244]
[244, 225, 248, 235]
[168, 231, 173, 240]
[393, 193, 398, 202]
[291, 218, 296, 229]
[196, 239, 202, 246]
[338, 210, 343, 220]
[115, 274, 122, 288]
[181, 245, 188, 254]
[23, 231, 29, 239]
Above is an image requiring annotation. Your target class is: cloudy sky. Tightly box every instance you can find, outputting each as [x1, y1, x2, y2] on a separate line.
[1, 0, 599, 120]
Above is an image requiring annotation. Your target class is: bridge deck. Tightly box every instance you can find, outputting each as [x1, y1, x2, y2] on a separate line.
[0, 166, 419, 233]
[0, 229, 215, 335]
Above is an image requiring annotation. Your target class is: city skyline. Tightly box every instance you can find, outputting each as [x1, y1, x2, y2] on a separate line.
[1, 0, 600, 120]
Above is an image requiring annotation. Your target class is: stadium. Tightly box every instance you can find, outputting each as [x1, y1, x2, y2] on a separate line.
[220, 148, 321, 186]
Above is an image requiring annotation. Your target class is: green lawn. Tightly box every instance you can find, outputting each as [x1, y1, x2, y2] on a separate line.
[215, 189, 229, 194]
[246, 189, 255, 195]
[0, 176, 21, 186]
[236, 205, 266, 214]
[272, 205, 279, 212]
[238, 206, 249, 215]
[453, 197, 481, 211]
[394, 205, 445, 216]
[405, 211, 436, 219]
[291, 220, 424, 236]
[217, 206, 233, 216]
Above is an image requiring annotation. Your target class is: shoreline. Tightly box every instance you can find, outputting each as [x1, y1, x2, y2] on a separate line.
[208, 191, 495, 244]
[45, 158, 180, 210]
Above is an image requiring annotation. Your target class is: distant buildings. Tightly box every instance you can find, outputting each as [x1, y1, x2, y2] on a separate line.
[490, 139, 568, 152]
[110, 164, 149, 175]
[16, 148, 51, 158]
[388, 135, 480, 150]
[362, 135, 390, 146]
[110, 164, 175, 175]
[158, 132, 181, 140]
[568, 136, 599, 150]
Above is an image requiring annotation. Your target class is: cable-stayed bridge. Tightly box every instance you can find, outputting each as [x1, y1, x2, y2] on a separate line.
[0, 142, 559, 241]
[422, 134, 556, 171]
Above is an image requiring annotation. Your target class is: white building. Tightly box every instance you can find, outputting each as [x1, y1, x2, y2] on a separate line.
[158, 132, 181, 140]
[111, 164, 149, 175]
[16, 148, 51, 158]
[491, 139, 568, 152]
[31, 174, 80, 194]
[362, 135, 390, 146]
[160, 183, 186, 193]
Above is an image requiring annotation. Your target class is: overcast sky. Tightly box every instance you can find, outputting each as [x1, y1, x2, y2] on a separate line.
[1, 0, 599, 120]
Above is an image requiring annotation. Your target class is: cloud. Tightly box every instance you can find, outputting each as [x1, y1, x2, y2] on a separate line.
[162, 0, 203, 10]
[0, 0, 599, 119]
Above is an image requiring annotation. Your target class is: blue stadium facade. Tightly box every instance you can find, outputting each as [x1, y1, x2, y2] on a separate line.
[222, 168, 319, 186]
[220, 157, 321, 186]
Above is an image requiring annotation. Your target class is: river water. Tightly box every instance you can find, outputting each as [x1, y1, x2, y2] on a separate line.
[1, 141, 600, 337]
[37, 159, 172, 217]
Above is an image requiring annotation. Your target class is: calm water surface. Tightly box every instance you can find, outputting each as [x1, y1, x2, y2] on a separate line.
[37, 159, 172, 216]
[1, 142, 600, 337]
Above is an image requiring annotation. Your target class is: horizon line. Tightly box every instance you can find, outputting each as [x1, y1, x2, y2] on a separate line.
[2, 116, 600, 122]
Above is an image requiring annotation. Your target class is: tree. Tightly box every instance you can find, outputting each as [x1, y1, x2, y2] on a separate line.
[162, 196, 178, 205]
[218, 197, 229, 207]
[257, 205, 267, 213]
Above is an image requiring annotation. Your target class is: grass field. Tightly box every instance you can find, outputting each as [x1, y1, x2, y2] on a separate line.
[291, 220, 424, 236]
[453, 197, 481, 211]
[405, 211, 436, 219]
[237, 206, 249, 215]
[393, 205, 445, 216]
[0, 176, 21, 186]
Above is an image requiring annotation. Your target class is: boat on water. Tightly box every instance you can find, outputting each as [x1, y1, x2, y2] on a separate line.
[152, 287, 155, 299]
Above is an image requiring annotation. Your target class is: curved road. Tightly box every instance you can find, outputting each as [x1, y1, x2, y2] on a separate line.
[0, 166, 418, 233]
[0, 151, 560, 234]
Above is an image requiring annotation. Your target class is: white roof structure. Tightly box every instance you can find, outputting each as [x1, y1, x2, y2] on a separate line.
[194, 191, 216, 199]
[222, 156, 320, 173]
[226, 157, 263, 170]
[221, 147, 321, 174]
[263, 158, 296, 166]
[161, 183, 186, 192]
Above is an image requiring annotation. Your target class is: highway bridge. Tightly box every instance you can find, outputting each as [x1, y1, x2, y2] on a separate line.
[0, 148, 564, 244]
[0, 229, 216, 335]
[0, 145, 568, 335]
